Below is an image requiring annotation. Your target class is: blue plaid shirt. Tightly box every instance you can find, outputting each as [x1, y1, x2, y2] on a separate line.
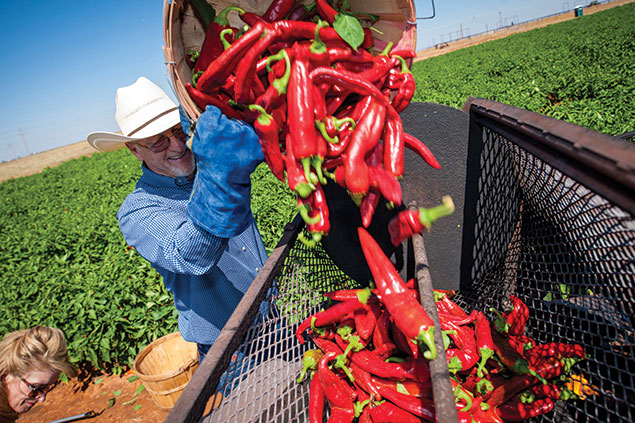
[117, 165, 268, 345]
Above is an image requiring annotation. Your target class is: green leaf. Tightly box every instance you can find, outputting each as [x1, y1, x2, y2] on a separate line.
[94, 378, 103, 385]
[134, 404, 142, 412]
[128, 375, 139, 383]
[333, 13, 364, 51]
[107, 398, 115, 408]
[113, 390, 122, 396]
[136, 384, 146, 394]
[123, 398, 137, 406]
[59, 372, 69, 384]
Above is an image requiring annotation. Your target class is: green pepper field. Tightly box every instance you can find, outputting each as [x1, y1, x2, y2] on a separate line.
[1, 3, 633, 373]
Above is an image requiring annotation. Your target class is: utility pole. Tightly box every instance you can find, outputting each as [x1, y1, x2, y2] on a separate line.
[460, 23, 463, 38]
[19, 129, 30, 155]
[8, 143, 17, 160]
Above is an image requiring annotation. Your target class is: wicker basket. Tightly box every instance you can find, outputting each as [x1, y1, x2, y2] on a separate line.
[133, 332, 199, 410]
[162, 0, 417, 123]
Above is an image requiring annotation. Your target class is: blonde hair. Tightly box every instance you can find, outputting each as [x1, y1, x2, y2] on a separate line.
[0, 326, 78, 379]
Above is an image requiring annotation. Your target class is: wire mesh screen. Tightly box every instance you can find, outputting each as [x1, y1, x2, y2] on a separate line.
[201, 231, 359, 423]
[455, 125, 635, 422]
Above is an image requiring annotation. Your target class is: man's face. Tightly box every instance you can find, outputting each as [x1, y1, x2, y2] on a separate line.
[126, 125, 196, 178]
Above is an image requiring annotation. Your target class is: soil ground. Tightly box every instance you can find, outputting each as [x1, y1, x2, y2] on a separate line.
[6, 1, 632, 421]
[17, 369, 171, 423]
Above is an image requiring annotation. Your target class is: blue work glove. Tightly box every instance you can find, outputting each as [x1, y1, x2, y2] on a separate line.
[185, 105, 264, 238]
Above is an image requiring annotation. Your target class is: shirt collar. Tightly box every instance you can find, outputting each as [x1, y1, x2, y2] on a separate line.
[140, 163, 193, 188]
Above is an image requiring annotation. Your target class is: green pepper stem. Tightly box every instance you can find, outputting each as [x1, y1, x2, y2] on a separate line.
[395, 54, 412, 74]
[379, 41, 394, 56]
[315, 120, 339, 144]
[417, 327, 437, 360]
[310, 20, 329, 55]
[418, 196, 455, 228]
[220, 28, 234, 50]
[298, 204, 321, 225]
[215, 6, 244, 26]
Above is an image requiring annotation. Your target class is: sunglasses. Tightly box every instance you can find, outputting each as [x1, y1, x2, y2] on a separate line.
[137, 126, 187, 153]
[19, 375, 55, 398]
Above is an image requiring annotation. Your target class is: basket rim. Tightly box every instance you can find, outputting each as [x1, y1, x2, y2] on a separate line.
[133, 332, 198, 381]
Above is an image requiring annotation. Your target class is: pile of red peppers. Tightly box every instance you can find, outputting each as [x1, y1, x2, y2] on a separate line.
[294, 230, 591, 422]
[186, 0, 452, 246]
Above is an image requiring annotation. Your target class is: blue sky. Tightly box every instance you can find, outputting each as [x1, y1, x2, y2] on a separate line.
[0, 0, 578, 163]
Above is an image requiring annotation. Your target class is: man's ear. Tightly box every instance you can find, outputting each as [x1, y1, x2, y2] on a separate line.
[125, 142, 143, 161]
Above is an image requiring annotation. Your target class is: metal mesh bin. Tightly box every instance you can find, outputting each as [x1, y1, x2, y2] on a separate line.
[167, 99, 635, 423]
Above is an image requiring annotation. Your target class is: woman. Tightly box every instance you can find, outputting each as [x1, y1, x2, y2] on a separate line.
[0, 326, 77, 422]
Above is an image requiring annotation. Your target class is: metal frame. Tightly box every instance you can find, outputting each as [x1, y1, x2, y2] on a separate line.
[460, 97, 635, 289]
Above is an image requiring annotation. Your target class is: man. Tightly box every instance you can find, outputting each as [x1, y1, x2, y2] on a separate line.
[87, 77, 268, 362]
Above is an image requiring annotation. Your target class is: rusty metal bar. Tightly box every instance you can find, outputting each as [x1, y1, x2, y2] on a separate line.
[165, 216, 303, 423]
[468, 98, 635, 215]
[411, 225, 458, 423]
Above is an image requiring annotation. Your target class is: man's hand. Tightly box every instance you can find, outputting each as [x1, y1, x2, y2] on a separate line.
[186, 105, 264, 238]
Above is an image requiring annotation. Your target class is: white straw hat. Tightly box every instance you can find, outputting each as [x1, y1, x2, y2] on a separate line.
[87, 77, 180, 152]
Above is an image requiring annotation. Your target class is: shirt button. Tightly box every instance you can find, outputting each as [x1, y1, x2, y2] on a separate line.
[242, 246, 246, 251]
[255, 267, 259, 271]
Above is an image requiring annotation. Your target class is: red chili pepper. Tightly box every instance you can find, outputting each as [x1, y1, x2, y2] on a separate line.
[373, 378, 436, 421]
[309, 370, 325, 423]
[296, 299, 368, 344]
[391, 56, 416, 113]
[192, 6, 243, 75]
[368, 401, 425, 423]
[232, 22, 280, 104]
[360, 189, 380, 228]
[525, 342, 586, 366]
[349, 360, 383, 400]
[318, 352, 356, 418]
[358, 227, 437, 360]
[507, 295, 530, 336]
[316, 0, 338, 24]
[446, 325, 480, 373]
[372, 309, 392, 349]
[305, 184, 330, 241]
[256, 49, 291, 112]
[248, 104, 285, 182]
[404, 132, 441, 169]
[372, 342, 398, 360]
[491, 330, 551, 384]
[287, 3, 313, 21]
[495, 397, 555, 422]
[342, 99, 385, 197]
[239, 11, 267, 27]
[353, 303, 380, 342]
[391, 318, 420, 358]
[361, 27, 374, 49]
[196, 22, 266, 93]
[335, 336, 429, 382]
[310, 67, 394, 111]
[475, 311, 496, 378]
[391, 49, 417, 59]
[437, 309, 478, 328]
[284, 133, 315, 198]
[184, 83, 243, 120]
[388, 197, 455, 246]
[288, 48, 320, 180]
[372, 375, 431, 399]
[324, 287, 374, 303]
[262, 0, 296, 22]
[382, 108, 405, 178]
[531, 382, 561, 400]
[434, 292, 469, 318]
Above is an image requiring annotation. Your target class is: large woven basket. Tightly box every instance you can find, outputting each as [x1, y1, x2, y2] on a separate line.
[162, 0, 417, 123]
[133, 332, 199, 410]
